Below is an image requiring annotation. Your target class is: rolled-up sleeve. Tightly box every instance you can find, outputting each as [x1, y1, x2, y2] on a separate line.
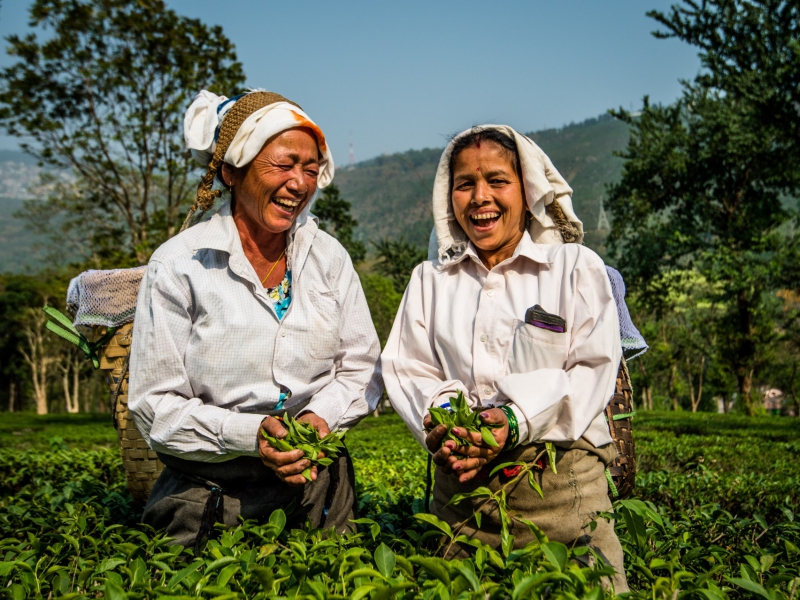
[496, 251, 621, 444]
[382, 265, 471, 448]
[303, 253, 383, 431]
[128, 260, 264, 462]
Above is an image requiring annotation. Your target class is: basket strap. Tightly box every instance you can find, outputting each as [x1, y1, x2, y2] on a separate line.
[42, 306, 116, 369]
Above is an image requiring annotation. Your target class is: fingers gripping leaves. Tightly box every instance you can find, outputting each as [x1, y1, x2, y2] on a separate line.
[426, 392, 501, 449]
[260, 416, 346, 481]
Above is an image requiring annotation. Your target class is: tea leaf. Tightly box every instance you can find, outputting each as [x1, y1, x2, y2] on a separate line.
[374, 543, 395, 578]
[413, 513, 453, 540]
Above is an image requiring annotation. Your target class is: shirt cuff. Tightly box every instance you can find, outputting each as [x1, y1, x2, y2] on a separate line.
[496, 369, 571, 444]
[221, 412, 265, 456]
[301, 397, 346, 432]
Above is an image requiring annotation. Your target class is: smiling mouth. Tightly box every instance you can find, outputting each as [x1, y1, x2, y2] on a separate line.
[272, 197, 301, 214]
[469, 212, 500, 227]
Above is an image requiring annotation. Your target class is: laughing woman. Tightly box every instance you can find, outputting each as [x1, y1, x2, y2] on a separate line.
[382, 126, 628, 591]
[129, 90, 382, 550]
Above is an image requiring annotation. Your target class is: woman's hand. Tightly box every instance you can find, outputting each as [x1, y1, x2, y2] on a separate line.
[258, 412, 330, 485]
[423, 408, 509, 483]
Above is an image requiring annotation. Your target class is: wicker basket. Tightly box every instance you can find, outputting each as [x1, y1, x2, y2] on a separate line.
[98, 322, 164, 506]
[604, 359, 636, 499]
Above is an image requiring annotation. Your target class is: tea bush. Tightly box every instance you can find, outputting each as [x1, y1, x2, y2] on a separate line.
[0, 412, 797, 599]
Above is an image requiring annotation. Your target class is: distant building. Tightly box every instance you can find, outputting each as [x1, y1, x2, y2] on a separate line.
[763, 388, 784, 414]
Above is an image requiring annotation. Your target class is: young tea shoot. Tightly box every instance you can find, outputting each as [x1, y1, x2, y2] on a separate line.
[261, 416, 346, 481]
[426, 391, 501, 448]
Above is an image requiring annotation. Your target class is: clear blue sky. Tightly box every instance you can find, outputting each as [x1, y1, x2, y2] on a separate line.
[0, 0, 700, 164]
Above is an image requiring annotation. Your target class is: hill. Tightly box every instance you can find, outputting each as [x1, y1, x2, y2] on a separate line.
[335, 115, 630, 256]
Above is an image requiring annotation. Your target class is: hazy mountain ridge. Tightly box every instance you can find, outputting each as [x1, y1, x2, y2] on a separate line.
[335, 115, 630, 254]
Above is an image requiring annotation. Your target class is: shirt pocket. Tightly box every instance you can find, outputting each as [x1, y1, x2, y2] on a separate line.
[305, 290, 341, 361]
[508, 319, 568, 374]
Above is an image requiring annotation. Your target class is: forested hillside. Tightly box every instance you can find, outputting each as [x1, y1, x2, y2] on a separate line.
[335, 114, 630, 254]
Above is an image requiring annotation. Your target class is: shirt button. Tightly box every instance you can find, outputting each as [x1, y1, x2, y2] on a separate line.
[484, 386, 493, 396]
[480, 334, 487, 342]
[280, 331, 286, 337]
[487, 290, 495, 297]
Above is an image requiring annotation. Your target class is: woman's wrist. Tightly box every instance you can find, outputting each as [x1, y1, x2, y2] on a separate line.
[499, 405, 519, 451]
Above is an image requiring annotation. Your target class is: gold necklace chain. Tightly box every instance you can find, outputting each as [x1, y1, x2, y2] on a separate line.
[260, 248, 286, 285]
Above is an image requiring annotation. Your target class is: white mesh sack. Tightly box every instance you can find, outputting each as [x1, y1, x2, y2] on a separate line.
[67, 266, 146, 329]
[605, 265, 648, 359]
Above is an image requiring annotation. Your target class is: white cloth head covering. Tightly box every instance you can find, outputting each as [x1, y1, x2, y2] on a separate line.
[431, 124, 583, 263]
[183, 89, 335, 188]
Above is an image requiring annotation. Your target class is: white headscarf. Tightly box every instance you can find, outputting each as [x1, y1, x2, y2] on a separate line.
[430, 125, 583, 263]
[183, 89, 335, 188]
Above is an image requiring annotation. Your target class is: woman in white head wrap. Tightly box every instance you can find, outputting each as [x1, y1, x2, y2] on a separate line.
[128, 90, 382, 551]
[381, 126, 628, 591]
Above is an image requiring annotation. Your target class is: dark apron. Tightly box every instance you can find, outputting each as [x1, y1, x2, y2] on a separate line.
[142, 399, 356, 553]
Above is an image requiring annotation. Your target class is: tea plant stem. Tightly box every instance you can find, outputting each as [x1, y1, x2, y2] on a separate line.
[441, 458, 543, 558]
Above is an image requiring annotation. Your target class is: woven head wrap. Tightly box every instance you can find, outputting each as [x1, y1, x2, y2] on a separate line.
[182, 89, 335, 230]
[429, 125, 583, 264]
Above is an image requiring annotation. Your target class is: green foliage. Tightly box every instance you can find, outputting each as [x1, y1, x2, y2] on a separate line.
[649, 0, 800, 155]
[0, 412, 799, 598]
[372, 237, 427, 294]
[260, 416, 346, 481]
[427, 392, 500, 448]
[607, 1, 800, 404]
[358, 273, 402, 347]
[0, 0, 245, 266]
[314, 184, 367, 263]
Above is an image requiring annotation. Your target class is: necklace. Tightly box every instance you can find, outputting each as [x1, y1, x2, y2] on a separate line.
[260, 248, 286, 285]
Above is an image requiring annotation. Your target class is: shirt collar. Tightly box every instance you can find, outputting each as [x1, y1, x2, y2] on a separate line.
[439, 229, 556, 270]
[192, 200, 239, 255]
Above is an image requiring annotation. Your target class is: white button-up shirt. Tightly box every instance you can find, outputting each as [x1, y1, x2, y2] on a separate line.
[381, 231, 620, 449]
[129, 201, 383, 462]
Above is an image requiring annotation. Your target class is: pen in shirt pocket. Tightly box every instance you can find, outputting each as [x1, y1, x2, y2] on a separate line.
[524, 304, 567, 333]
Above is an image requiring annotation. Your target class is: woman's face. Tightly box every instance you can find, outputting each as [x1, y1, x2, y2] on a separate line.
[451, 140, 526, 262]
[224, 127, 320, 234]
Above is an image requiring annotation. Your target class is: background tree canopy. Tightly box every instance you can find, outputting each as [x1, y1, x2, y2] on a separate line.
[606, 0, 800, 412]
[0, 0, 245, 267]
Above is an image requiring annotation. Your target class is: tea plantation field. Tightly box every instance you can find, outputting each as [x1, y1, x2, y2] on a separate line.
[0, 411, 798, 599]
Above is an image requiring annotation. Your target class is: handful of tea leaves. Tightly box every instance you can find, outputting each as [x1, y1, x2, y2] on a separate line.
[426, 391, 501, 449]
[261, 416, 346, 481]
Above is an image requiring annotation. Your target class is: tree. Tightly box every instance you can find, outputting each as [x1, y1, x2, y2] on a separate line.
[359, 273, 403, 348]
[0, 275, 50, 412]
[56, 349, 83, 413]
[0, 0, 245, 266]
[650, 0, 800, 156]
[606, 2, 800, 407]
[372, 237, 427, 294]
[19, 300, 60, 415]
[314, 184, 367, 262]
